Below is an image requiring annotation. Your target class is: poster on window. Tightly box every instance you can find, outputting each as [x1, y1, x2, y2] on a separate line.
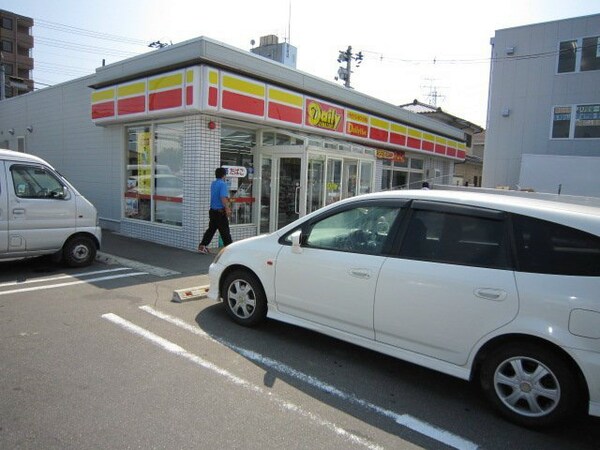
[137, 131, 152, 195]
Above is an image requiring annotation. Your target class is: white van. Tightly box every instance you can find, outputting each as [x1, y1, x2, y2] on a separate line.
[0, 149, 101, 267]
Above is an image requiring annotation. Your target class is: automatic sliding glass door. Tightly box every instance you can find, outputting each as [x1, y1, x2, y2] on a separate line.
[307, 154, 325, 214]
[276, 157, 302, 230]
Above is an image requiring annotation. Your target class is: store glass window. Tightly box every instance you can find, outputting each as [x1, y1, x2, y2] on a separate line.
[380, 157, 423, 190]
[575, 104, 600, 138]
[359, 161, 373, 194]
[221, 126, 256, 225]
[557, 40, 577, 73]
[125, 122, 184, 226]
[581, 36, 600, 72]
[552, 106, 572, 138]
[154, 123, 184, 225]
[325, 158, 342, 205]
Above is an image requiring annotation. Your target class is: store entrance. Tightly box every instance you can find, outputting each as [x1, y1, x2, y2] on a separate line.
[256, 140, 375, 234]
[259, 152, 305, 234]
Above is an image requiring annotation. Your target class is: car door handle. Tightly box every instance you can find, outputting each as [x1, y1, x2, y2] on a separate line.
[12, 208, 25, 217]
[348, 268, 372, 279]
[474, 288, 507, 301]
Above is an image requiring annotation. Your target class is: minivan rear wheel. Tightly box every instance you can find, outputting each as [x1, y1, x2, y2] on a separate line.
[63, 236, 96, 268]
[480, 342, 583, 427]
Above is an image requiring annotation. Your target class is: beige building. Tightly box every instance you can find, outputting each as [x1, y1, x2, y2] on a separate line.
[400, 100, 484, 186]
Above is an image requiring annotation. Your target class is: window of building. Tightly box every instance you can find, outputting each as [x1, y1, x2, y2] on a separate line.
[1, 17, 13, 30]
[575, 104, 600, 138]
[1, 40, 13, 53]
[551, 104, 600, 139]
[125, 122, 184, 226]
[221, 126, 256, 225]
[557, 36, 600, 74]
[581, 36, 600, 72]
[557, 40, 577, 73]
[3, 63, 13, 76]
[552, 106, 572, 138]
[381, 156, 424, 190]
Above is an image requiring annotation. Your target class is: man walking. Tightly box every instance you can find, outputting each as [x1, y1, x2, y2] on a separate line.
[198, 167, 232, 254]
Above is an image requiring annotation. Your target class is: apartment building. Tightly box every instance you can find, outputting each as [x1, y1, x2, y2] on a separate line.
[0, 9, 34, 98]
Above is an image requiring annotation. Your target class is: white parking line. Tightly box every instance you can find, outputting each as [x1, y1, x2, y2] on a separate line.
[102, 313, 383, 450]
[96, 252, 180, 277]
[0, 268, 132, 288]
[0, 272, 148, 296]
[139, 305, 479, 450]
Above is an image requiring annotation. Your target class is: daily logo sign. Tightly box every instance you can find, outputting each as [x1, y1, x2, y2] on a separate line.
[306, 100, 344, 133]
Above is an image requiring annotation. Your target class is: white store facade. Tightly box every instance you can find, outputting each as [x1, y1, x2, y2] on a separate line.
[0, 37, 467, 251]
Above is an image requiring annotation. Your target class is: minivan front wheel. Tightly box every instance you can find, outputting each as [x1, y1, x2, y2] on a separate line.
[63, 236, 96, 268]
[221, 270, 267, 327]
[480, 342, 583, 427]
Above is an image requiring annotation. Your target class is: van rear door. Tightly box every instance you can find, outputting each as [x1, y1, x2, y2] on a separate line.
[6, 162, 76, 254]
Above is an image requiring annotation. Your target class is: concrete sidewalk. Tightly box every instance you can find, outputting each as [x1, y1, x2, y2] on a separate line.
[97, 230, 215, 276]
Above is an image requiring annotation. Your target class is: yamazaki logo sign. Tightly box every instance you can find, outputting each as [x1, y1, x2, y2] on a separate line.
[306, 100, 344, 132]
[376, 149, 406, 163]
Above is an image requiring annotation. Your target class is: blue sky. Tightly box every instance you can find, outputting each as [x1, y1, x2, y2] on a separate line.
[5, 0, 600, 126]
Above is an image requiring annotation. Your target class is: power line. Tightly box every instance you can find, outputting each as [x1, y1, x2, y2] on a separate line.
[360, 41, 599, 66]
[35, 36, 141, 58]
[34, 18, 148, 47]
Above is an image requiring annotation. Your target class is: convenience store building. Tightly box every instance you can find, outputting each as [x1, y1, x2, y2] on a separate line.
[0, 37, 467, 251]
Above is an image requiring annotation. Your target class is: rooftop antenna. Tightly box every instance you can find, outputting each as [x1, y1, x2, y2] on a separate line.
[421, 77, 445, 108]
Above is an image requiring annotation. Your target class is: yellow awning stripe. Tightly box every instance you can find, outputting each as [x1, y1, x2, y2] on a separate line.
[91, 88, 115, 103]
[118, 82, 145, 97]
[149, 73, 183, 91]
[268, 88, 303, 107]
[223, 75, 265, 97]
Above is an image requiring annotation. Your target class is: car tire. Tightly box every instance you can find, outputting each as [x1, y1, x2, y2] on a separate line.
[221, 270, 267, 327]
[480, 342, 583, 427]
[62, 236, 96, 268]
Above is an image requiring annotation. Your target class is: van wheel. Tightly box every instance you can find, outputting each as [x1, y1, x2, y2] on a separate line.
[63, 236, 96, 268]
[480, 342, 583, 427]
[221, 270, 267, 327]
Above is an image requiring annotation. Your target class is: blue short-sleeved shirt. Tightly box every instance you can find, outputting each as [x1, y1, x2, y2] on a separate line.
[210, 178, 229, 209]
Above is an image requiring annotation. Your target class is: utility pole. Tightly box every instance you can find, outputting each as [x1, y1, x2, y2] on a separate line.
[335, 46, 363, 89]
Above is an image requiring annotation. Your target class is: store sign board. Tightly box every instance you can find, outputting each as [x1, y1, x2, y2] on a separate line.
[91, 64, 465, 161]
[376, 149, 405, 163]
[305, 99, 344, 133]
[223, 165, 247, 178]
[346, 109, 369, 138]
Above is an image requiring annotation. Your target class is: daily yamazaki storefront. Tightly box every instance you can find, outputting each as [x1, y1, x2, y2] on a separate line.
[86, 37, 466, 250]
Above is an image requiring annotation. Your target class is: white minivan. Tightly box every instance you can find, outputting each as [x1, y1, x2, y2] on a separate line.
[0, 149, 101, 267]
[209, 189, 600, 427]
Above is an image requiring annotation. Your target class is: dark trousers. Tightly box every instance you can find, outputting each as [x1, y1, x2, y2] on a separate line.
[200, 209, 232, 247]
